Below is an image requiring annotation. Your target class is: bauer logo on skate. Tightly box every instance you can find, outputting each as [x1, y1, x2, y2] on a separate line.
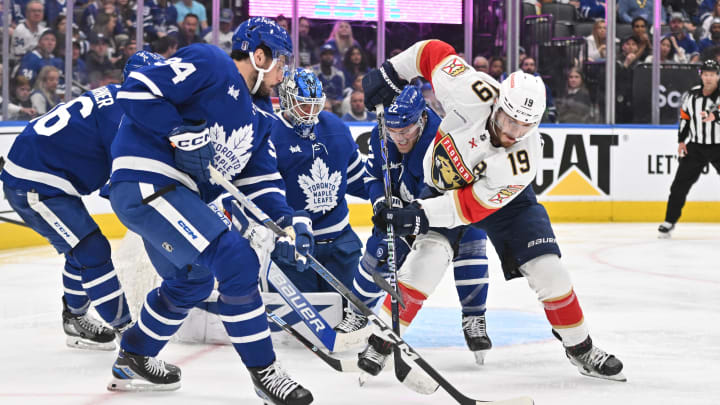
[441, 58, 468, 77]
[431, 134, 473, 190]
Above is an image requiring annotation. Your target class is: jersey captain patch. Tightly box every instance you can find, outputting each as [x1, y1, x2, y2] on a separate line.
[431, 134, 474, 190]
[440, 58, 468, 77]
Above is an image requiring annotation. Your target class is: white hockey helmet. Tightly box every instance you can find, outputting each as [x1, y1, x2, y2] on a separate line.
[496, 70, 546, 128]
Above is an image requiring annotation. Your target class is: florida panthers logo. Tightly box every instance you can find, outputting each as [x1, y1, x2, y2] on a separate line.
[431, 135, 473, 190]
[297, 158, 341, 214]
[208, 122, 254, 180]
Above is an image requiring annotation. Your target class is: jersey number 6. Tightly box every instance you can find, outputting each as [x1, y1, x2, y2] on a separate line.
[471, 80, 499, 102]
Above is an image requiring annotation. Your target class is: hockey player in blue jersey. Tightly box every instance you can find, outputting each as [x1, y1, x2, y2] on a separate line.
[106, 17, 315, 404]
[0, 50, 164, 351]
[331, 85, 493, 375]
[268, 68, 368, 292]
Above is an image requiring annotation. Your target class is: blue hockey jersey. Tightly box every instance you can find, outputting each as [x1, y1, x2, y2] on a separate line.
[364, 107, 441, 205]
[1, 84, 123, 197]
[17, 50, 64, 84]
[111, 43, 292, 222]
[271, 111, 367, 240]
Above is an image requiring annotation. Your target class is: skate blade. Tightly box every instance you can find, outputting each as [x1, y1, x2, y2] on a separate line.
[473, 349, 490, 366]
[573, 361, 627, 382]
[658, 232, 672, 239]
[107, 377, 181, 392]
[66, 336, 116, 351]
[358, 372, 370, 387]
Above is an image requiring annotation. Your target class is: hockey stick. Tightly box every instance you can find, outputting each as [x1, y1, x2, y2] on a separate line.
[265, 258, 373, 353]
[373, 103, 418, 389]
[210, 166, 534, 405]
[266, 309, 360, 372]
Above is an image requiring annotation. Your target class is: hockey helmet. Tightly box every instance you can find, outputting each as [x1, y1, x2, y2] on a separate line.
[492, 70, 546, 141]
[383, 85, 426, 145]
[279, 68, 326, 139]
[699, 59, 720, 74]
[123, 50, 164, 81]
[232, 17, 292, 62]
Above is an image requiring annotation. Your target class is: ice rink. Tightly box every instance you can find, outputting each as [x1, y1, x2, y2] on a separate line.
[0, 223, 718, 405]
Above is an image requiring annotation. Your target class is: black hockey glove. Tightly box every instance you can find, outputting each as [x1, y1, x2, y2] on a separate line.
[362, 61, 408, 111]
[372, 201, 429, 237]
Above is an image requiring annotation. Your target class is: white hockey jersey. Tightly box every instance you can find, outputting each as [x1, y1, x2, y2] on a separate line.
[389, 40, 542, 228]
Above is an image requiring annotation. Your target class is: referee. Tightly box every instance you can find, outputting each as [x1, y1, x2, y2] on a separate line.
[659, 59, 720, 238]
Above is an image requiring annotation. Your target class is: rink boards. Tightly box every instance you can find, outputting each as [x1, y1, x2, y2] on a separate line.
[1, 122, 719, 249]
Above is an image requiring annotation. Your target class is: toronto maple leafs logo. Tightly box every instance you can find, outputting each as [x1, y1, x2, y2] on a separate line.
[208, 122, 254, 180]
[399, 181, 414, 203]
[227, 85, 239, 100]
[297, 158, 341, 214]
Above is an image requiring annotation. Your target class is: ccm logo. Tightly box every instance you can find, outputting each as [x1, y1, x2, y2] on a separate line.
[175, 133, 208, 149]
[177, 220, 198, 240]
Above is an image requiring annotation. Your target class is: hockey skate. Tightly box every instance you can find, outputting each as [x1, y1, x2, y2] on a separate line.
[62, 297, 116, 351]
[658, 222, 675, 239]
[107, 349, 181, 391]
[564, 336, 626, 382]
[334, 307, 368, 334]
[248, 361, 313, 405]
[462, 314, 492, 365]
[357, 335, 393, 377]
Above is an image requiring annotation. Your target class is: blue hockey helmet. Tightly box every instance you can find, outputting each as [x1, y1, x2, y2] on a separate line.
[279, 68, 326, 139]
[385, 85, 426, 129]
[232, 17, 293, 62]
[123, 50, 164, 81]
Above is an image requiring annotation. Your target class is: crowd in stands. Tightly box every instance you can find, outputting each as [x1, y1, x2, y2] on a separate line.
[4, 0, 720, 123]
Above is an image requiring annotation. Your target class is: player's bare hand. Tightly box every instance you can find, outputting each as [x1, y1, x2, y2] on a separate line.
[678, 142, 687, 157]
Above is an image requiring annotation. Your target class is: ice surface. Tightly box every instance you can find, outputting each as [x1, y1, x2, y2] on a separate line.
[0, 223, 718, 405]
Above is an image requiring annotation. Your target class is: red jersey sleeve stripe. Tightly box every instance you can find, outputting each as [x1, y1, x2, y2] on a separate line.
[455, 186, 498, 223]
[417, 40, 457, 82]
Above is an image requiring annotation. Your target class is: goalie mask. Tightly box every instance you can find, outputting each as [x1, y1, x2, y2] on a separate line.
[491, 71, 546, 143]
[279, 68, 326, 139]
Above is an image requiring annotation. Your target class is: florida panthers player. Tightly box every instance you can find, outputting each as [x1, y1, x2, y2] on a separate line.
[106, 18, 314, 405]
[365, 40, 625, 382]
[0, 50, 163, 351]
[269, 68, 369, 291]
[332, 85, 493, 374]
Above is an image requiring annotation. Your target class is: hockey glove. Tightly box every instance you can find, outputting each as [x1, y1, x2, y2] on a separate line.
[367, 229, 412, 276]
[373, 201, 429, 237]
[272, 211, 314, 272]
[362, 61, 408, 111]
[169, 122, 214, 184]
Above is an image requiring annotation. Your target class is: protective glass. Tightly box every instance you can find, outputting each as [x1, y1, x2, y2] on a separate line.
[386, 122, 421, 145]
[492, 108, 535, 141]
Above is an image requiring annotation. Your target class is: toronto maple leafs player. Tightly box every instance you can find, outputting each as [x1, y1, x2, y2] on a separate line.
[106, 17, 314, 404]
[269, 68, 369, 291]
[364, 40, 625, 382]
[0, 50, 163, 351]
[331, 85, 493, 374]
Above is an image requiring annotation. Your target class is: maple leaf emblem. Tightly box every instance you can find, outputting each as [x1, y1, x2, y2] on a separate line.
[297, 158, 341, 214]
[210, 123, 254, 179]
[399, 181, 414, 203]
[227, 85, 239, 100]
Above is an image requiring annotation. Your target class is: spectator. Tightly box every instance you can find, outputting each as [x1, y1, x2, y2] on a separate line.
[664, 0, 697, 24]
[203, 8, 233, 54]
[81, 0, 124, 37]
[313, 43, 346, 115]
[646, 36, 689, 63]
[342, 45, 369, 88]
[11, 0, 46, 60]
[147, 0, 178, 41]
[618, 0, 665, 24]
[421, 81, 445, 117]
[173, 0, 207, 32]
[44, 0, 67, 27]
[276, 14, 289, 33]
[17, 29, 63, 85]
[325, 21, 360, 67]
[472, 56, 489, 73]
[616, 36, 640, 123]
[8, 76, 38, 120]
[85, 33, 114, 87]
[342, 90, 376, 122]
[116, 0, 135, 31]
[297, 17, 318, 67]
[30, 65, 61, 114]
[700, 0, 720, 38]
[668, 12, 699, 62]
[113, 38, 137, 71]
[172, 13, 202, 49]
[556, 67, 594, 123]
[578, 0, 605, 20]
[488, 56, 504, 81]
[631, 16, 652, 61]
[93, 8, 125, 52]
[151, 34, 178, 58]
[340, 73, 363, 116]
[69, 40, 90, 88]
[586, 20, 607, 61]
[54, 15, 90, 57]
[520, 56, 557, 123]
[700, 18, 720, 54]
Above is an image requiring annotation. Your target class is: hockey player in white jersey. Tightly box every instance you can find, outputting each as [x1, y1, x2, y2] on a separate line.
[363, 39, 625, 382]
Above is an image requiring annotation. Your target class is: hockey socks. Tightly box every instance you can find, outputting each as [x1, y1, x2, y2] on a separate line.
[218, 289, 275, 368]
[62, 262, 90, 313]
[122, 287, 189, 357]
[543, 289, 589, 347]
[79, 260, 132, 327]
[453, 256, 489, 316]
[379, 283, 427, 331]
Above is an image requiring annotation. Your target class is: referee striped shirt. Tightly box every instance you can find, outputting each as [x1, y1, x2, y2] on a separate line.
[678, 85, 720, 144]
